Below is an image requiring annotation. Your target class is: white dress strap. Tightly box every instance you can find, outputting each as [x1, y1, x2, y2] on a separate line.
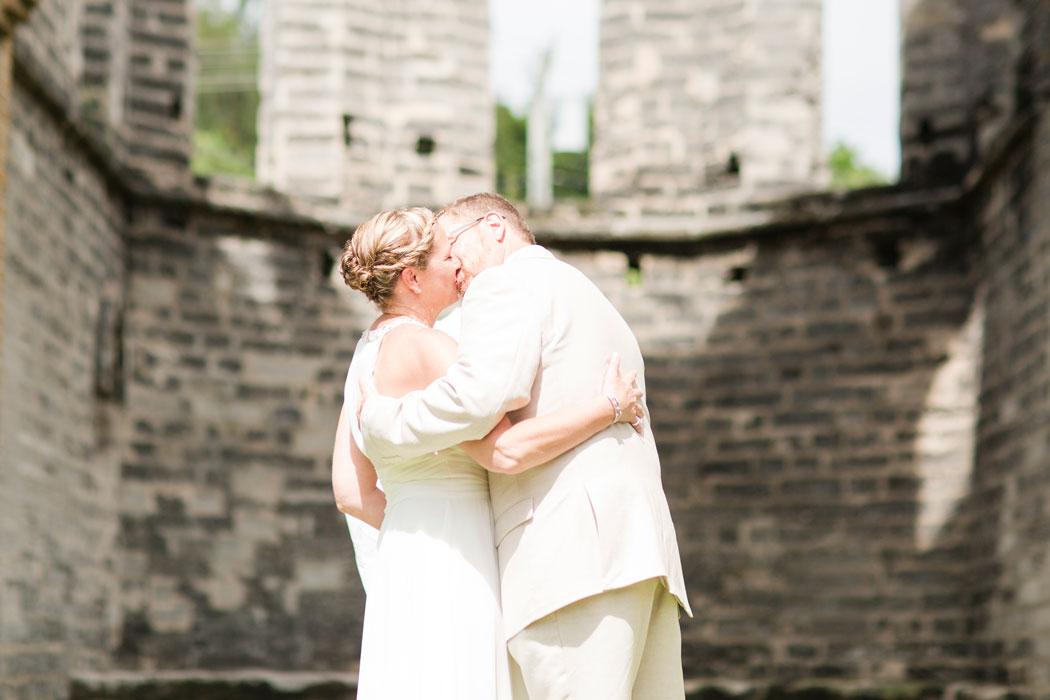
[359, 316, 431, 397]
[361, 316, 429, 343]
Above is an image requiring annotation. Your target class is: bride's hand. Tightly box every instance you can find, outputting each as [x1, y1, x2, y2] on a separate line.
[603, 352, 644, 434]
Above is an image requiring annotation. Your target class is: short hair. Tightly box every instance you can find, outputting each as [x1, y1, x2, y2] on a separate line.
[436, 192, 535, 244]
[339, 207, 436, 309]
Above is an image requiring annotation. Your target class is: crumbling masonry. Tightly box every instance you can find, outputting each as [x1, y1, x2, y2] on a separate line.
[2, 0, 1050, 698]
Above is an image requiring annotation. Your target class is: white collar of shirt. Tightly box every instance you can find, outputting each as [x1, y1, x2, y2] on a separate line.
[504, 245, 553, 265]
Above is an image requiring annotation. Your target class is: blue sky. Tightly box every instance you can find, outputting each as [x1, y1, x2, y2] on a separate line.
[491, 0, 901, 178]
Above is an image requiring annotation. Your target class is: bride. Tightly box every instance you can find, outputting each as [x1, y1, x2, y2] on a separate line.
[330, 207, 643, 699]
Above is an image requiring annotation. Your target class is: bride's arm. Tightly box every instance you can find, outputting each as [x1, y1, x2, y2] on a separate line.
[459, 354, 643, 475]
[373, 327, 643, 476]
[331, 404, 386, 529]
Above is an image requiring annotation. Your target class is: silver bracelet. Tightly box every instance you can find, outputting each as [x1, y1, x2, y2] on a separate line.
[605, 393, 622, 423]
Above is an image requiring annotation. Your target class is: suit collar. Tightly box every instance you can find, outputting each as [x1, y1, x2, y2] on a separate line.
[505, 245, 553, 264]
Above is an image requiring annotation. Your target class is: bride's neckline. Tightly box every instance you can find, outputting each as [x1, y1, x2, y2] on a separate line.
[361, 315, 429, 341]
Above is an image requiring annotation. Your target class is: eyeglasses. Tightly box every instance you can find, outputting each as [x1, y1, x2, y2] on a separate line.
[444, 216, 485, 246]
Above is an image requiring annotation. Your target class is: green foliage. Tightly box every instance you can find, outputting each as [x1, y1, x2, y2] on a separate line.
[495, 104, 527, 200]
[192, 0, 259, 179]
[193, 128, 255, 178]
[494, 102, 591, 201]
[553, 150, 588, 199]
[626, 265, 643, 287]
[828, 141, 887, 190]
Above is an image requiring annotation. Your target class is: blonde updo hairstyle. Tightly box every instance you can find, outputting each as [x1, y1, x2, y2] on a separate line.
[340, 207, 436, 309]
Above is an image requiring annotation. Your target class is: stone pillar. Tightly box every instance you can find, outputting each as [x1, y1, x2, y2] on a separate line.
[526, 50, 553, 213]
[899, 0, 1021, 185]
[72, 0, 193, 189]
[591, 0, 823, 219]
[121, 0, 194, 189]
[257, 0, 493, 214]
[526, 90, 553, 212]
[79, 0, 131, 143]
[736, 0, 823, 189]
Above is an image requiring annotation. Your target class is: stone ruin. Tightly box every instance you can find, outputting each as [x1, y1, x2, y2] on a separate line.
[2, 0, 1050, 698]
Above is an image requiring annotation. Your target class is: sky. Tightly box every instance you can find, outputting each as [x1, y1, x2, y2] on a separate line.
[490, 0, 901, 179]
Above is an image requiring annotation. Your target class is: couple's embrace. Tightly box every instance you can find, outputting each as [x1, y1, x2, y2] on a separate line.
[332, 193, 691, 699]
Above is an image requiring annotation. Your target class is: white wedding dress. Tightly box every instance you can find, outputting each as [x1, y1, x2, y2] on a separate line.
[343, 317, 512, 700]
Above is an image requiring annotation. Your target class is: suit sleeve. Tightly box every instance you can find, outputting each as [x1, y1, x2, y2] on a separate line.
[360, 267, 542, 462]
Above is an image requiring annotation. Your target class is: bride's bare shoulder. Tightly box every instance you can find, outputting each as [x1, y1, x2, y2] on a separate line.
[374, 325, 457, 394]
[383, 323, 456, 353]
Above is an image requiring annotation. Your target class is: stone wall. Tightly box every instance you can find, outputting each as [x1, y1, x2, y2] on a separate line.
[98, 184, 991, 691]
[256, 0, 493, 214]
[4, 0, 1050, 697]
[31, 0, 196, 190]
[79, 0, 130, 138]
[0, 73, 127, 700]
[961, 108, 1050, 689]
[122, 0, 193, 189]
[10, 153, 1050, 697]
[0, 37, 13, 396]
[591, 0, 824, 221]
[553, 200, 983, 687]
[11, 0, 79, 107]
[7, 126, 1050, 700]
[1019, 0, 1050, 110]
[115, 204, 373, 670]
[899, 0, 1021, 186]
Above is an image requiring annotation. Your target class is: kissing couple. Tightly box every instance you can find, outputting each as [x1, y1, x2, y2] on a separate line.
[332, 192, 691, 699]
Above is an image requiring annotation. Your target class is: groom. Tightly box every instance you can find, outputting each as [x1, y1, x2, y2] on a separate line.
[359, 193, 691, 699]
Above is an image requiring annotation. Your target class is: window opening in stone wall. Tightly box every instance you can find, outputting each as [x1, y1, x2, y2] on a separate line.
[918, 118, 934, 145]
[93, 290, 124, 402]
[869, 234, 901, 270]
[320, 248, 337, 278]
[343, 114, 354, 147]
[626, 251, 642, 286]
[727, 265, 748, 283]
[169, 91, 183, 119]
[92, 287, 124, 449]
[416, 135, 436, 156]
[726, 153, 740, 177]
[192, 0, 261, 179]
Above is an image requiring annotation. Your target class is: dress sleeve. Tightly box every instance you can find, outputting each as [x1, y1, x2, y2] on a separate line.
[359, 268, 542, 462]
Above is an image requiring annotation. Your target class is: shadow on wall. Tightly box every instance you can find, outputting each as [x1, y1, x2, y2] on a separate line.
[899, 0, 1023, 187]
[956, 109, 1050, 689]
[567, 208, 985, 685]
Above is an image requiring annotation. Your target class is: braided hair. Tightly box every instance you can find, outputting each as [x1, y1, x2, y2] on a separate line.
[339, 207, 436, 309]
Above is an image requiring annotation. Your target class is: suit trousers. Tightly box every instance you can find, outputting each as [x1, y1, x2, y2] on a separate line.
[507, 578, 685, 700]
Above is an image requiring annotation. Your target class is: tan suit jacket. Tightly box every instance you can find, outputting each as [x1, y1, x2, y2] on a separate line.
[360, 246, 691, 637]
